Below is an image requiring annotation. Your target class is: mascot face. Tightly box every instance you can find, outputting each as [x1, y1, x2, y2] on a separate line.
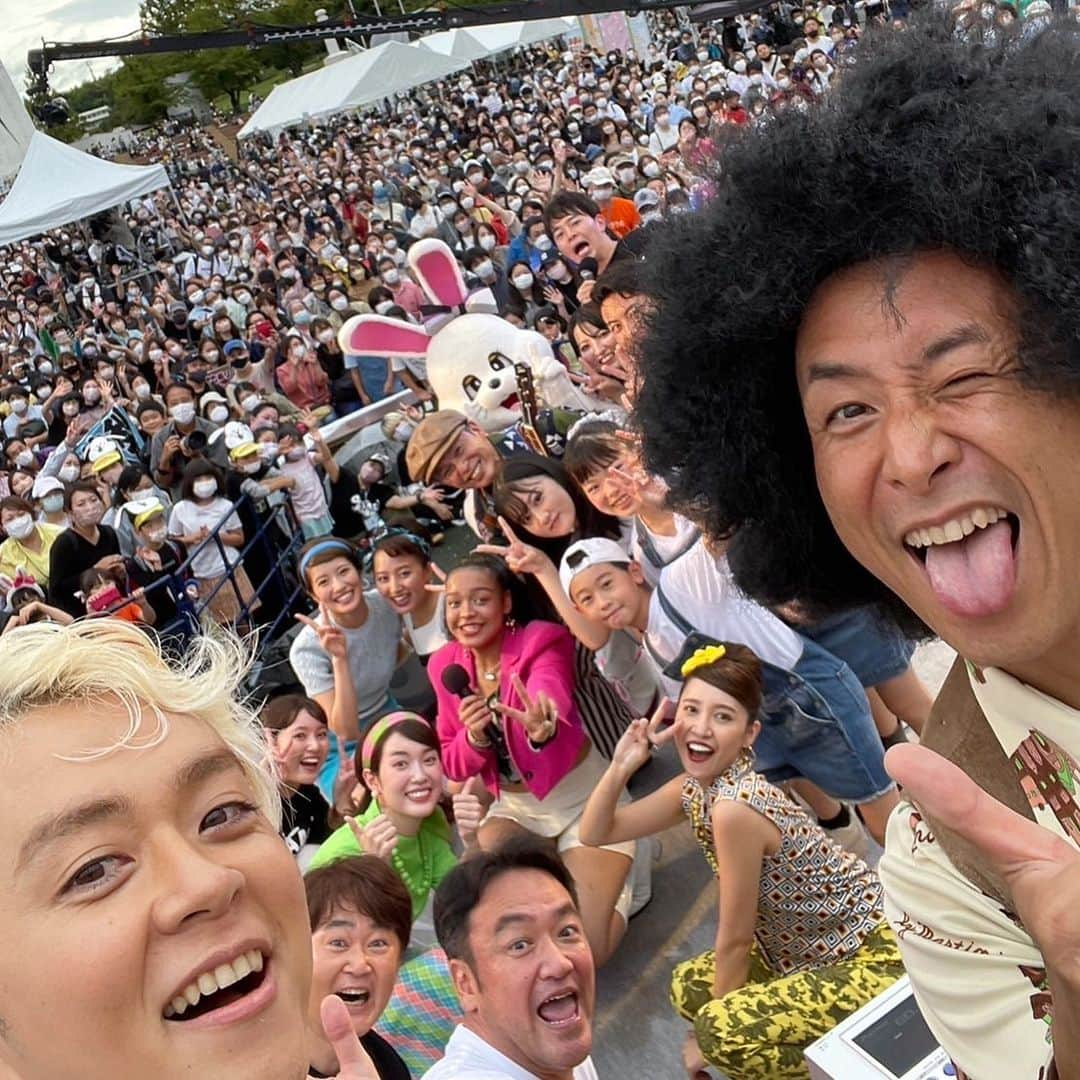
[336, 239, 605, 433]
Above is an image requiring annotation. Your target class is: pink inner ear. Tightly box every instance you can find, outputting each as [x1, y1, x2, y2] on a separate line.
[344, 319, 429, 358]
[414, 248, 468, 307]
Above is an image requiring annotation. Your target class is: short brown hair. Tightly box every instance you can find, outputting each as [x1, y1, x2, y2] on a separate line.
[260, 693, 327, 733]
[305, 855, 412, 953]
[678, 642, 764, 721]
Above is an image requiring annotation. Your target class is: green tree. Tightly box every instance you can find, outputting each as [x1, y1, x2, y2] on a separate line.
[111, 56, 181, 126]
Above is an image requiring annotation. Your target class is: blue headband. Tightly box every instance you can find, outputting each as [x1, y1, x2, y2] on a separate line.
[299, 539, 355, 579]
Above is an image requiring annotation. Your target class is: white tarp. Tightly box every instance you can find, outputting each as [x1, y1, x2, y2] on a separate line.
[466, 17, 578, 55]
[0, 130, 171, 245]
[418, 28, 490, 62]
[239, 40, 470, 138]
[0, 61, 36, 182]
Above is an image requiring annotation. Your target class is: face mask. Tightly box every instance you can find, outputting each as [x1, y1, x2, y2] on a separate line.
[208, 405, 229, 424]
[240, 394, 260, 413]
[15, 450, 33, 468]
[201, 244, 215, 257]
[259, 442, 279, 460]
[42, 492, 65, 514]
[238, 461, 261, 475]
[382, 269, 400, 286]
[36, 386, 51, 401]
[480, 142, 495, 154]
[547, 264, 569, 282]
[374, 300, 395, 315]
[84, 388, 101, 405]
[74, 503, 104, 529]
[10, 398, 27, 415]
[331, 296, 349, 312]
[508, 197, 523, 213]
[281, 266, 299, 280]
[188, 290, 205, 305]
[512, 273, 534, 290]
[59, 464, 80, 482]
[384, 239, 398, 252]
[592, 185, 614, 201]
[473, 258, 495, 280]
[697, 50, 709, 61]
[38, 361, 53, 376]
[750, 74, 763, 85]
[6, 514, 34, 541]
[143, 525, 167, 547]
[567, 122, 580, 134]
[101, 364, 117, 379]
[83, 346, 98, 359]
[170, 402, 196, 425]
[618, 167, 636, 184]
[534, 236, 553, 252]
[235, 290, 252, 305]
[393, 422, 416, 442]
[285, 447, 306, 462]
[192, 478, 218, 499]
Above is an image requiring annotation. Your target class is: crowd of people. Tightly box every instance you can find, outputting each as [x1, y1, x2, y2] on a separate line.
[0, 3, 1070, 1079]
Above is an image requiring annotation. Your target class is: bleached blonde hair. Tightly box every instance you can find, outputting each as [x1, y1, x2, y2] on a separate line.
[0, 620, 281, 827]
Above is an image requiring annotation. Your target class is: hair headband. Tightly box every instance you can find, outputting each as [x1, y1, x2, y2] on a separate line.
[360, 711, 423, 773]
[299, 538, 355, 578]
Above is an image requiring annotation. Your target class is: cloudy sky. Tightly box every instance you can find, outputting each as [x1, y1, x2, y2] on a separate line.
[5, 0, 140, 96]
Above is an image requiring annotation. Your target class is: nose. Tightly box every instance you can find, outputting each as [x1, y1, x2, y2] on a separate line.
[344, 947, 374, 977]
[487, 378, 501, 389]
[150, 830, 245, 935]
[536, 934, 576, 980]
[879, 401, 963, 494]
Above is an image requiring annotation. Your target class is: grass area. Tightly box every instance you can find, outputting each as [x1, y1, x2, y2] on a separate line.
[212, 55, 326, 115]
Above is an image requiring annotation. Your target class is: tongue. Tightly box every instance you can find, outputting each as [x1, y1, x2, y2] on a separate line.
[538, 995, 577, 1023]
[924, 519, 1016, 618]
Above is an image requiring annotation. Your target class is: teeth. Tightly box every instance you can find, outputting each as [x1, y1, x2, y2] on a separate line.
[165, 949, 265, 1018]
[688, 742, 711, 753]
[904, 507, 1010, 549]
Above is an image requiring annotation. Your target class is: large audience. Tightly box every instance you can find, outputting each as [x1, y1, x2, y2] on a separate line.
[0, 3, 1047, 1078]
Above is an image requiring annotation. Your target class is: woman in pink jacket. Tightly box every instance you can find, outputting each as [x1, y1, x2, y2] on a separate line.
[429, 553, 635, 965]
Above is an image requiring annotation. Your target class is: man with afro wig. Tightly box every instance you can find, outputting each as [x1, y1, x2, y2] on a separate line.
[634, 14, 1080, 1079]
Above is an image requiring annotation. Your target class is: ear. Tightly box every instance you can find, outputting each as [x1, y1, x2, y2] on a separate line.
[448, 956, 481, 1013]
[746, 718, 762, 748]
[409, 239, 470, 308]
[361, 767, 380, 798]
[628, 559, 646, 586]
[338, 314, 430, 359]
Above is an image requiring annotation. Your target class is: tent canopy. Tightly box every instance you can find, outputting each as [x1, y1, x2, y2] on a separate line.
[239, 40, 469, 138]
[467, 17, 578, 54]
[0, 130, 170, 246]
[418, 27, 490, 62]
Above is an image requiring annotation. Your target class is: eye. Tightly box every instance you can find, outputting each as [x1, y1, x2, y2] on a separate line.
[462, 374, 481, 401]
[824, 402, 871, 427]
[489, 353, 508, 371]
[62, 853, 133, 897]
[509, 939, 531, 954]
[558, 923, 582, 940]
[200, 801, 257, 832]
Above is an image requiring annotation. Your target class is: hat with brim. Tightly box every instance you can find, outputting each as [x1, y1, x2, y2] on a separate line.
[124, 497, 166, 530]
[405, 410, 468, 485]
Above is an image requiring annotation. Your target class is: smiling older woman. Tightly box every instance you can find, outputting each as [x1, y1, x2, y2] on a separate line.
[0, 619, 377, 1080]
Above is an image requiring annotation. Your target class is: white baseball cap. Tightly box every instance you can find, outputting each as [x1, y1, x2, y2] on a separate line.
[559, 537, 633, 596]
[581, 166, 615, 189]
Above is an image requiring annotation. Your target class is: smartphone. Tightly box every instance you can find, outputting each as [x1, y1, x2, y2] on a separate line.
[88, 584, 122, 613]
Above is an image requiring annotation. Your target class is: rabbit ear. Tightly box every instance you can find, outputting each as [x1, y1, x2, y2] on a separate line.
[408, 239, 469, 308]
[338, 315, 430, 359]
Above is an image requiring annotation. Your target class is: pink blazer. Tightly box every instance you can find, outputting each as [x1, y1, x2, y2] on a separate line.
[429, 621, 586, 800]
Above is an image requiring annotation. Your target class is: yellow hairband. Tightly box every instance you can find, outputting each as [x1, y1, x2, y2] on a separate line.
[680, 643, 727, 679]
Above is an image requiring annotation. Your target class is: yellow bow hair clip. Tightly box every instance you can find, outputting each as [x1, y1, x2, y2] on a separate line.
[680, 643, 727, 679]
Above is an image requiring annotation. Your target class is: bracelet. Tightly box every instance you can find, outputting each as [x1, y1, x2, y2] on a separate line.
[467, 730, 492, 750]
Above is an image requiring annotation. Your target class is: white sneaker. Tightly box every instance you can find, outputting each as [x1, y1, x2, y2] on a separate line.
[823, 806, 873, 861]
[628, 836, 662, 919]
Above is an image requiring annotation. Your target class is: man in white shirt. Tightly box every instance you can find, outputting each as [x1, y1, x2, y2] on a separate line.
[424, 842, 599, 1080]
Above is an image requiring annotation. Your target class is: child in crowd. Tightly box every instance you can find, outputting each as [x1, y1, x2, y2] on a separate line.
[276, 421, 335, 538]
[581, 644, 904, 1080]
[78, 565, 155, 625]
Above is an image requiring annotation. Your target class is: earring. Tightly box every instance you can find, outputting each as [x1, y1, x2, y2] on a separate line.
[504, 614, 517, 629]
[735, 746, 755, 774]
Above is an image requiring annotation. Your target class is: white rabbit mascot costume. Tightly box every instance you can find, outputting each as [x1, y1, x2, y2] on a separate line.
[337, 239, 608, 432]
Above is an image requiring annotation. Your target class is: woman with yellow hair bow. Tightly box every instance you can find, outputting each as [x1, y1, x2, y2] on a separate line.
[580, 642, 904, 1080]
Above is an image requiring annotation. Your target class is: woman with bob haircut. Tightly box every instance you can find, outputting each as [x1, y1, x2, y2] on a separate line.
[634, 14, 1080, 1078]
[0, 619, 383, 1080]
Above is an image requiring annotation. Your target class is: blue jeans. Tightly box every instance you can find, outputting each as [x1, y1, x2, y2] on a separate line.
[316, 696, 401, 802]
[798, 605, 915, 689]
[753, 634, 894, 804]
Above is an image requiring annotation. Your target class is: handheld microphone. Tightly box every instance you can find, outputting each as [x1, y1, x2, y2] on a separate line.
[578, 257, 599, 282]
[441, 663, 472, 699]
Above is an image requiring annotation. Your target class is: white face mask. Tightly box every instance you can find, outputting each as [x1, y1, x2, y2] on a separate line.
[375, 300, 395, 315]
[59, 464, 80, 483]
[5, 514, 34, 541]
[10, 398, 27, 415]
[240, 394, 261, 413]
[318, 329, 335, 344]
[235, 290, 252, 305]
[135, 383, 152, 400]
[15, 450, 33, 468]
[192, 478, 218, 499]
[643, 161, 662, 178]
[479, 234, 496, 252]
[512, 273, 534, 290]
[42, 492, 65, 514]
[393, 422, 416, 442]
[331, 296, 349, 311]
[208, 405, 229, 424]
[474, 260, 494, 279]
[170, 402, 196, 425]
[259, 442, 279, 460]
[143, 525, 167, 546]
[382, 269, 400, 286]
[84, 388, 101, 405]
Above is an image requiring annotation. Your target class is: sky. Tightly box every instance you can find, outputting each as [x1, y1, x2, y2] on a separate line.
[5, 0, 141, 97]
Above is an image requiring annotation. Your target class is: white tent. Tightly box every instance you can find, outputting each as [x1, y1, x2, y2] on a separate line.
[0, 61, 36, 182]
[418, 27, 490, 62]
[466, 17, 578, 55]
[239, 40, 470, 138]
[0, 130, 170, 246]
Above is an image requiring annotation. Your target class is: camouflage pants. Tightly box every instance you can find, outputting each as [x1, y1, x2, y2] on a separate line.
[670, 921, 905, 1079]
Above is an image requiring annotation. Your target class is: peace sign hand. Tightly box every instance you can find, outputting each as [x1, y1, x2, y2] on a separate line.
[475, 517, 555, 579]
[494, 673, 558, 743]
[312, 995, 379, 1079]
[295, 603, 348, 661]
[887, 744, 1080, 992]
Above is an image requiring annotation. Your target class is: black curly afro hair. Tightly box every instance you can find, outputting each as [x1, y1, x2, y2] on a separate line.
[635, 14, 1080, 637]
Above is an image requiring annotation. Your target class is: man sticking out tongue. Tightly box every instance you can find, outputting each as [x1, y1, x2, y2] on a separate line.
[633, 16, 1080, 1080]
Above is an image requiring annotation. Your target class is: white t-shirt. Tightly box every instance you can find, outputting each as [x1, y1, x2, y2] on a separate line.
[423, 1025, 599, 1080]
[167, 497, 241, 580]
[645, 541, 803, 697]
[404, 592, 449, 658]
[630, 514, 700, 588]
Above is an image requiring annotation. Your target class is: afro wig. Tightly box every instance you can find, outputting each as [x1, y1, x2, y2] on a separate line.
[635, 15, 1080, 636]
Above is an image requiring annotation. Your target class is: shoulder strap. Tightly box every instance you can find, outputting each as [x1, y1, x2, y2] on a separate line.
[655, 581, 696, 636]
